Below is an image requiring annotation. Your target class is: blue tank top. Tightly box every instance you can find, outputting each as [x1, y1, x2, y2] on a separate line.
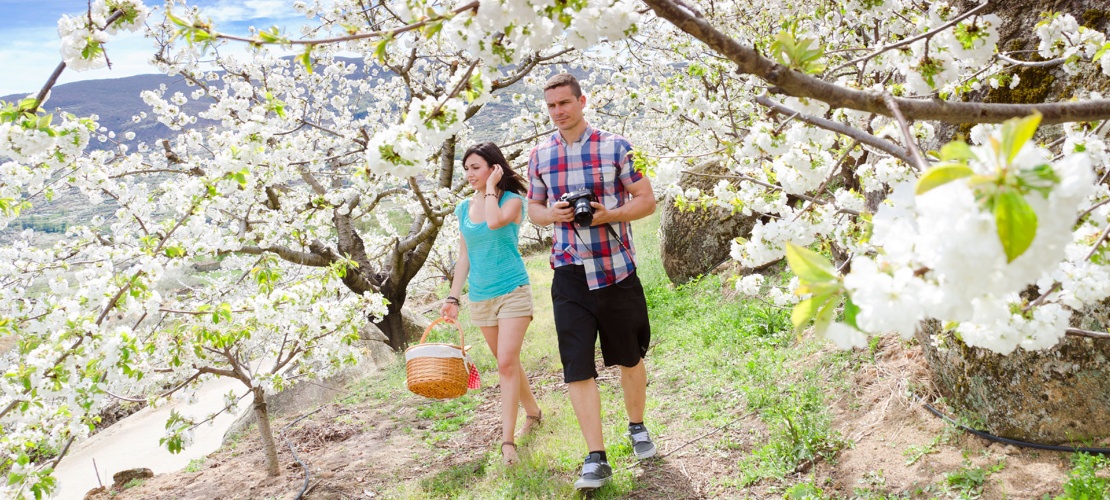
[456, 192, 530, 302]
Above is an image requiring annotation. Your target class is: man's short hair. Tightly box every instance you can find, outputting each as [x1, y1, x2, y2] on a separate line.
[544, 73, 582, 98]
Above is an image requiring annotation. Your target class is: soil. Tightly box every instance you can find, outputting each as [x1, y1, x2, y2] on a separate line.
[99, 338, 1081, 499]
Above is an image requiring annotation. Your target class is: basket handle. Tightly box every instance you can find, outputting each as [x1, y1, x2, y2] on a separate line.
[417, 316, 466, 347]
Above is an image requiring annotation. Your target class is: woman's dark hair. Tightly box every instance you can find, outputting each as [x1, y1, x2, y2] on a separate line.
[462, 142, 527, 195]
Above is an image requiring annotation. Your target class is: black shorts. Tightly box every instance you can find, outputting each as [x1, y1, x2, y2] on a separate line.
[552, 265, 651, 383]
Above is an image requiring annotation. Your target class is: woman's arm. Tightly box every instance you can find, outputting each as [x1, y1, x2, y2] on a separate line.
[483, 164, 524, 230]
[485, 196, 523, 230]
[441, 235, 470, 320]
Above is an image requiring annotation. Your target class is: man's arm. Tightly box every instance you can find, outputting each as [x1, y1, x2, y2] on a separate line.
[589, 176, 656, 226]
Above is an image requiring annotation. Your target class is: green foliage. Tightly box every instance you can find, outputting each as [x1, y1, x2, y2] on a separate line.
[166, 10, 216, 54]
[1055, 452, 1110, 500]
[184, 458, 205, 473]
[158, 410, 194, 454]
[916, 112, 1054, 263]
[902, 434, 942, 465]
[943, 456, 1005, 498]
[785, 480, 829, 499]
[785, 243, 845, 337]
[769, 20, 826, 74]
[740, 382, 846, 485]
[415, 395, 480, 445]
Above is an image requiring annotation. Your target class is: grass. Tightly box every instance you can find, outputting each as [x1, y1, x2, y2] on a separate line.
[1055, 452, 1110, 499]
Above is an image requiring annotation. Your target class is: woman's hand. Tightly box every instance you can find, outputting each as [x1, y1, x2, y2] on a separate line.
[486, 164, 504, 193]
[441, 300, 459, 320]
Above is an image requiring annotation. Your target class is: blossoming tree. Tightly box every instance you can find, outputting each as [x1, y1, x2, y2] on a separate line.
[4, 0, 1110, 496]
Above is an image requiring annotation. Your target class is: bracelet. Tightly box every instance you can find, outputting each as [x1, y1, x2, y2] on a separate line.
[485, 193, 498, 198]
[445, 296, 460, 305]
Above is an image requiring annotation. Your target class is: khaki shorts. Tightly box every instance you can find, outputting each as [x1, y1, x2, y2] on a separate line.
[470, 285, 533, 327]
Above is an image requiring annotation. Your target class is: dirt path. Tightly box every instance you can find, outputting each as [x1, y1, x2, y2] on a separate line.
[96, 339, 1082, 499]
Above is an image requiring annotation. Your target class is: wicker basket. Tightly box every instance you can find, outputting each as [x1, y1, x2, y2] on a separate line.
[404, 317, 470, 399]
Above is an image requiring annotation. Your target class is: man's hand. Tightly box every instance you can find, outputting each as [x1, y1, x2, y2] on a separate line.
[549, 200, 575, 223]
[588, 202, 612, 226]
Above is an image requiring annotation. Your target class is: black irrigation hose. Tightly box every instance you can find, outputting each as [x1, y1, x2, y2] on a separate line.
[281, 405, 329, 500]
[922, 401, 1110, 455]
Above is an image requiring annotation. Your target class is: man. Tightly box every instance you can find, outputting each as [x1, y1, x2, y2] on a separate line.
[526, 73, 657, 490]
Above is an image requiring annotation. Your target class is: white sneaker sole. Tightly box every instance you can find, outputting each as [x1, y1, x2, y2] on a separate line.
[574, 477, 610, 490]
[633, 443, 657, 460]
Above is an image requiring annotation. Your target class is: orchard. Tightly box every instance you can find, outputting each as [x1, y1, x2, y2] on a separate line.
[2, 0, 1110, 497]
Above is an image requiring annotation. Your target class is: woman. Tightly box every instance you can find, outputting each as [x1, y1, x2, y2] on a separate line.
[441, 142, 543, 466]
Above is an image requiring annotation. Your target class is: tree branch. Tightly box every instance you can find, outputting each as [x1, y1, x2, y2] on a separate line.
[642, 0, 1110, 124]
[234, 245, 333, 267]
[881, 93, 927, 171]
[754, 94, 915, 165]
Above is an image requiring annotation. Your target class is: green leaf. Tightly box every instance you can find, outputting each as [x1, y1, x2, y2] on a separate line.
[785, 243, 837, 283]
[372, 36, 392, 63]
[791, 296, 823, 334]
[842, 295, 861, 330]
[812, 298, 838, 336]
[166, 11, 189, 28]
[422, 20, 444, 38]
[915, 162, 974, 195]
[939, 140, 974, 162]
[1000, 111, 1042, 164]
[993, 190, 1038, 262]
[298, 45, 314, 74]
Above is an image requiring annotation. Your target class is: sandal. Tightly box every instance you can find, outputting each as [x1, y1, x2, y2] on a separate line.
[519, 409, 543, 437]
[501, 441, 519, 466]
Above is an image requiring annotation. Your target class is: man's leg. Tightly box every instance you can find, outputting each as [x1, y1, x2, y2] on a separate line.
[618, 358, 646, 423]
[567, 378, 605, 451]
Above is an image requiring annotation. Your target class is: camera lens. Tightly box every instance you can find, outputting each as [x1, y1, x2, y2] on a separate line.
[573, 198, 593, 226]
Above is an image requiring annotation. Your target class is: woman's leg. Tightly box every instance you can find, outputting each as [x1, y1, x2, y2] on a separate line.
[483, 317, 540, 445]
[480, 323, 517, 464]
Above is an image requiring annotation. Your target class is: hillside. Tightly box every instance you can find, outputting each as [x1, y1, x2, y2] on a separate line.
[0, 60, 529, 240]
[89, 215, 1094, 500]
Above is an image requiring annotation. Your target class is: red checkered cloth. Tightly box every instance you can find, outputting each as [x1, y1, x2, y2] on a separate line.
[466, 358, 481, 390]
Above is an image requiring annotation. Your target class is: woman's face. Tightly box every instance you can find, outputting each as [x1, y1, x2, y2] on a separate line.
[463, 153, 493, 190]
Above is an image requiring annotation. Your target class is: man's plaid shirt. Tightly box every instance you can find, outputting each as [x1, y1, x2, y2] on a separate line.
[528, 126, 644, 290]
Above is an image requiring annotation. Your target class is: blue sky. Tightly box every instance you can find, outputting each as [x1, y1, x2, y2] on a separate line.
[0, 0, 311, 96]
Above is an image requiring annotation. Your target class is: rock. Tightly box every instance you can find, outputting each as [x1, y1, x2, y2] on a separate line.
[401, 307, 432, 344]
[360, 322, 389, 343]
[917, 318, 1110, 444]
[913, 0, 1110, 446]
[191, 260, 221, 272]
[83, 486, 108, 499]
[111, 468, 153, 488]
[659, 160, 759, 285]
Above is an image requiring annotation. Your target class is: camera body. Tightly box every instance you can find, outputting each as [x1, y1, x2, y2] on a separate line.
[560, 189, 599, 227]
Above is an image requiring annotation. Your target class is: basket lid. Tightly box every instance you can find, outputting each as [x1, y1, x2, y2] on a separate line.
[405, 343, 465, 362]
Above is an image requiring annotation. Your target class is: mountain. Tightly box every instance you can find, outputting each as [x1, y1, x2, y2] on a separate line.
[3, 73, 206, 149]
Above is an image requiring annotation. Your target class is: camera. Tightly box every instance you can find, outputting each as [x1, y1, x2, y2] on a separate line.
[560, 189, 598, 227]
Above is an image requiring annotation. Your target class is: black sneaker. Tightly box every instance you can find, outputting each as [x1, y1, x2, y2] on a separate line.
[573, 452, 612, 490]
[628, 423, 657, 460]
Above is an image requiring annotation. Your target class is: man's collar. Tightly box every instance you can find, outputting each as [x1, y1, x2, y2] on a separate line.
[555, 125, 593, 146]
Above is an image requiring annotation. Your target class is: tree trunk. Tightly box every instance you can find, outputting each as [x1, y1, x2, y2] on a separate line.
[251, 387, 281, 477]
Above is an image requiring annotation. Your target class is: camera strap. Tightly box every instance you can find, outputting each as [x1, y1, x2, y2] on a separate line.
[570, 222, 636, 267]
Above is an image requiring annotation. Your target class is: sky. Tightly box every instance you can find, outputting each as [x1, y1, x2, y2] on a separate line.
[0, 0, 312, 96]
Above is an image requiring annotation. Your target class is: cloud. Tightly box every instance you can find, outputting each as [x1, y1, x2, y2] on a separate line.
[0, 1, 310, 96]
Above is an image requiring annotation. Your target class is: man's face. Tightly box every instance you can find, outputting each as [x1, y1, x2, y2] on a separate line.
[544, 85, 586, 133]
